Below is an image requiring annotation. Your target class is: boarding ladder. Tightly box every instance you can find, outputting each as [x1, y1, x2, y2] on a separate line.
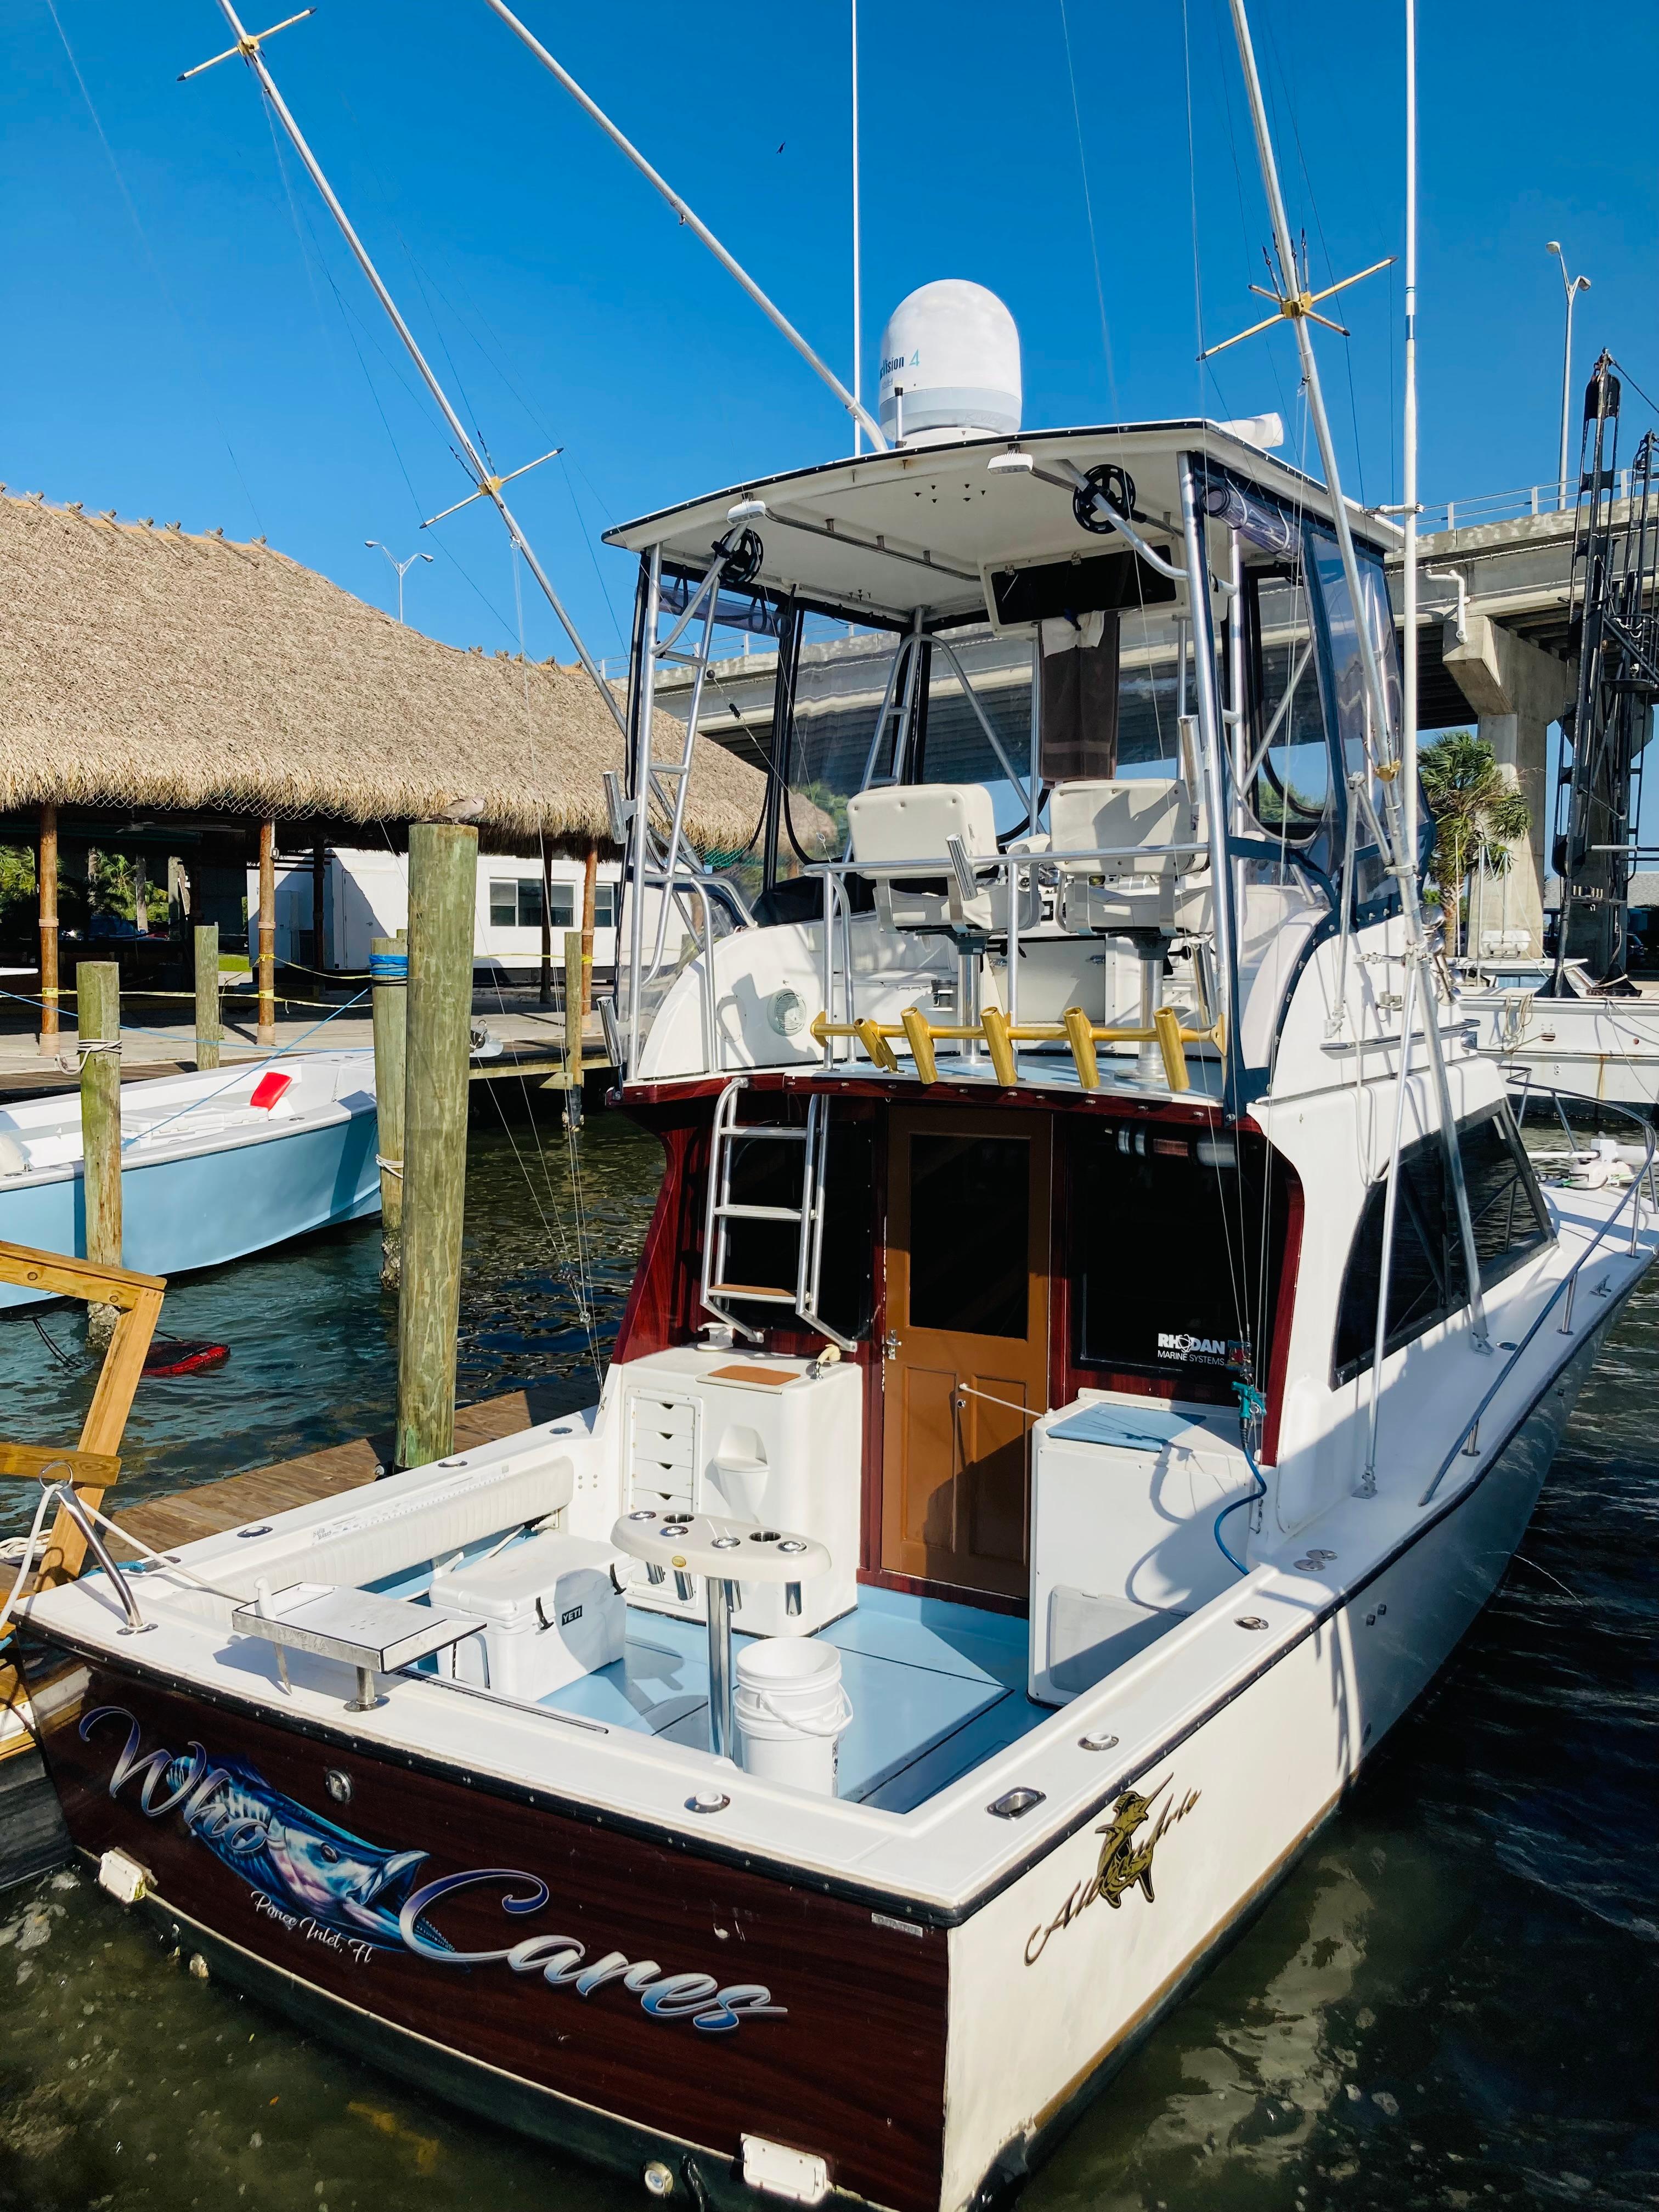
[699, 1079, 856, 1352]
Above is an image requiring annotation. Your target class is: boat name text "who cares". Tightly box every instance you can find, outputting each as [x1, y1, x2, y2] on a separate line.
[82, 1706, 787, 2034]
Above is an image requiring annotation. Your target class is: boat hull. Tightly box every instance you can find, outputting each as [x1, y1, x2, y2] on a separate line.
[0, 1106, 380, 1310]
[23, 1302, 1616, 2212]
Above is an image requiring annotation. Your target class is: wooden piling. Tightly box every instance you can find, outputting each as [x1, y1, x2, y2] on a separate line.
[257, 820, 276, 1048]
[580, 838, 597, 1017]
[194, 925, 222, 1072]
[37, 803, 58, 1053]
[77, 962, 122, 1345]
[562, 927, 585, 1130]
[371, 933, 407, 1290]
[395, 826, 476, 1470]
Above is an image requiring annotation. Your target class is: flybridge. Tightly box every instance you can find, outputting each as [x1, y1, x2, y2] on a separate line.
[604, 422, 1406, 1114]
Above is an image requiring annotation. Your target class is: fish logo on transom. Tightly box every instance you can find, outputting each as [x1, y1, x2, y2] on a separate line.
[81, 1708, 787, 2032]
[1023, 1776, 1200, 1965]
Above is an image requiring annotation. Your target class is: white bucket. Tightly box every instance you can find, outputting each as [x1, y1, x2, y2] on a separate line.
[733, 1639, 853, 1797]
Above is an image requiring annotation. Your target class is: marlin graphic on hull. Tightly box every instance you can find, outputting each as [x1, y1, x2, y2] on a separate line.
[82, 1707, 445, 1952]
[167, 1754, 444, 1951]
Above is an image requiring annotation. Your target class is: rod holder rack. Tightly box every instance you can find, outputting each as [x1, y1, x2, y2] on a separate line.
[808, 1006, 1224, 1094]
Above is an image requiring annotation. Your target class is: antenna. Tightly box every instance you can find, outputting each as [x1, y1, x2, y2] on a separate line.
[183, 1, 624, 731]
[851, 0, 864, 456]
[478, 0, 888, 454]
[1224, 0, 1491, 1353]
[1402, 0, 1420, 851]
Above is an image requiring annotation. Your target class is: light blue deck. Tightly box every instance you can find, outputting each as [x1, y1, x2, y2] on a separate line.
[546, 1584, 1048, 1812]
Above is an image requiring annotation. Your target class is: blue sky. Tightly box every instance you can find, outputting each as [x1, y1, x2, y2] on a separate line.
[4, 0, 1657, 669]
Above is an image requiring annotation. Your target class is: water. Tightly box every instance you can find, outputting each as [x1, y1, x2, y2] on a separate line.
[1, 1108, 659, 1534]
[2, 1118, 1656, 2212]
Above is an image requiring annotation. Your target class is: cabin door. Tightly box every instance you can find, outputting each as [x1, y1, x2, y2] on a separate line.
[881, 1108, 1051, 1601]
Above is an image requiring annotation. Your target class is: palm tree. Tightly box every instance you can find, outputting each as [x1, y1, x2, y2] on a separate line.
[1418, 731, 1531, 957]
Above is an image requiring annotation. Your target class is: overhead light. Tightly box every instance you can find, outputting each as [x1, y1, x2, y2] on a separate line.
[986, 452, 1034, 476]
[726, 497, 768, 522]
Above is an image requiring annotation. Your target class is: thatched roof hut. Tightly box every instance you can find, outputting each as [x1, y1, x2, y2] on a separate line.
[0, 489, 766, 854]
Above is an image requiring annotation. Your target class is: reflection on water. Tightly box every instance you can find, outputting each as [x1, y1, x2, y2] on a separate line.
[2, 1120, 1656, 2210]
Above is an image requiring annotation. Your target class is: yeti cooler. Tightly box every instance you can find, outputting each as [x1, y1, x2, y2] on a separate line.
[430, 1531, 626, 1700]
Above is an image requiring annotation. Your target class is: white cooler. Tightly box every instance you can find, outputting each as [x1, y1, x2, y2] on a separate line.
[431, 1531, 626, 1700]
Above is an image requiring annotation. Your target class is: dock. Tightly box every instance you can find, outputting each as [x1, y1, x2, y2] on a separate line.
[107, 1384, 560, 1559]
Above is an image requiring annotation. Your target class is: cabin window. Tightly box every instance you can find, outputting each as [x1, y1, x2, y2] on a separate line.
[1333, 1108, 1552, 1384]
[490, 879, 545, 929]
[1071, 1124, 1289, 1394]
[488, 880, 578, 930]
[594, 883, 617, 930]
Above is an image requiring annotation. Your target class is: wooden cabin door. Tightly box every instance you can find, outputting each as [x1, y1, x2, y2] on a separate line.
[881, 1108, 1051, 1601]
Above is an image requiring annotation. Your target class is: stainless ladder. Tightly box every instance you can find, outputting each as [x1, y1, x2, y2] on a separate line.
[699, 1078, 856, 1352]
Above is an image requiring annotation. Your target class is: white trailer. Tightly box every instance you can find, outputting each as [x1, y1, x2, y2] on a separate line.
[249, 848, 622, 978]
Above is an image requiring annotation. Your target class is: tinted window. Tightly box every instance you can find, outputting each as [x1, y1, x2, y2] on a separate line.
[1074, 1126, 1289, 1390]
[1334, 1108, 1551, 1383]
[909, 1135, 1029, 1338]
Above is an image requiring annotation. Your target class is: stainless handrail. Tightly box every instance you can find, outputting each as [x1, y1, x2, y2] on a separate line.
[38, 1477, 154, 1636]
[1418, 1081, 1656, 1505]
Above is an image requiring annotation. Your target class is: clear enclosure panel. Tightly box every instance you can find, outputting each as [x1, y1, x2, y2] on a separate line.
[1039, 607, 1193, 794]
[1244, 565, 1330, 843]
[780, 633, 907, 867]
[912, 638, 1034, 834]
[1305, 528, 1403, 788]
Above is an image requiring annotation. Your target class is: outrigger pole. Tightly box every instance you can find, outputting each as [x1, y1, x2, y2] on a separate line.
[1225, 0, 1491, 1355]
[184, 2, 625, 733]
[477, 0, 890, 454]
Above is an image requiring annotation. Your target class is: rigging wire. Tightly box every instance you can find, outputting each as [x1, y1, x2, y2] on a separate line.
[1057, 0, 1119, 413]
[256, 89, 527, 646]
[43, 0, 262, 536]
[1256, 7, 1368, 509]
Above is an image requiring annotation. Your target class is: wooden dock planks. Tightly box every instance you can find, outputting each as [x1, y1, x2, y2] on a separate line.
[106, 1387, 547, 1557]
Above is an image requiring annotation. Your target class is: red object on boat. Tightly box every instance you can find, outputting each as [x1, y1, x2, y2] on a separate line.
[142, 1338, 230, 1378]
[249, 1070, 293, 1111]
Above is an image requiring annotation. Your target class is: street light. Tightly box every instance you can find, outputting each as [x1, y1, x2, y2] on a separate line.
[1545, 242, 1592, 512]
[364, 540, 433, 624]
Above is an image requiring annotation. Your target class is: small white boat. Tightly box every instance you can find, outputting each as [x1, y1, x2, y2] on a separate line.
[0, 1050, 379, 1306]
[1458, 958, 1659, 1109]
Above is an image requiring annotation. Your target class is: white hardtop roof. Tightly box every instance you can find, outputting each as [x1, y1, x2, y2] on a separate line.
[605, 419, 1399, 627]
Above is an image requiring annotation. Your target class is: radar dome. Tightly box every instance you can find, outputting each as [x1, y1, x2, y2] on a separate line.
[877, 280, 1021, 447]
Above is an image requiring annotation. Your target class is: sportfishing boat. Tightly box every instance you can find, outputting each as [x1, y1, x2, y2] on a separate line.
[15, 3, 1658, 2204]
[0, 1049, 379, 1305]
[19, 373, 1658, 2208]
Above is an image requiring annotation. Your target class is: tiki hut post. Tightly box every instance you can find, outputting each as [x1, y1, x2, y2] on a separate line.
[562, 928, 585, 1131]
[37, 802, 58, 1052]
[312, 836, 327, 974]
[580, 837, 597, 1017]
[394, 824, 476, 1470]
[539, 843, 555, 1007]
[257, 821, 276, 1048]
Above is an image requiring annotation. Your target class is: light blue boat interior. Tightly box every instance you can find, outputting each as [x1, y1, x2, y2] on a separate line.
[547, 1585, 1046, 1812]
[366, 1548, 1048, 1811]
